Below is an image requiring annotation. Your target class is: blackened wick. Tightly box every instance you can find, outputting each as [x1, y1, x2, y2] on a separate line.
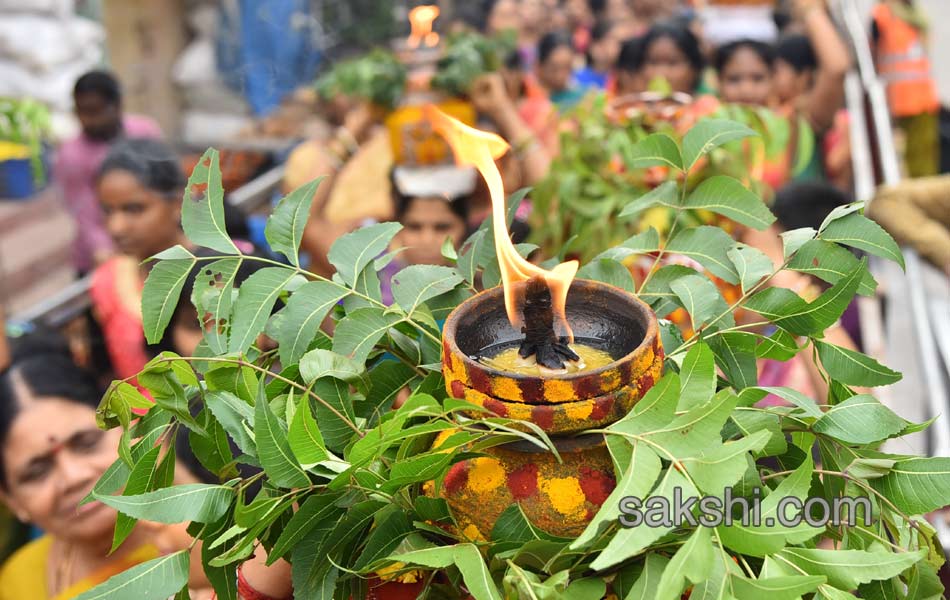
[519, 277, 579, 369]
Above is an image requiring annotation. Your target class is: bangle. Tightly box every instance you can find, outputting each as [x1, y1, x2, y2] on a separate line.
[237, 563, 292, 600]
[336, 126, 360, 156]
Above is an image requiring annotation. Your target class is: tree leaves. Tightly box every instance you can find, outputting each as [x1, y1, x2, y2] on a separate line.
[141, 256, 197, 344]
[332, 308, 402, 365]
[288, 395, 329, 467]
[276, 281, 348, 367]
[728, 244, 773, 293]
[682, 118, 757, 171]
[653, 527, 714, 600]
[670, 274, 734, 331]
[265, 177, 322, 267]
[391, 265, 463, 315]
[819, 212, 904, 269]
[870, 457, 950, 514]
[182, 148, 240, 254]
[255, 389, 310, 488]
[623, 133, 683, 170]
[392, 544, 504, 600]
[328, 222, 402, 287]
[665, 226, 740, 284]
[74, 551, 190, 600]
[619, 181, 679, 218]
[814, 341, 902, 387]
[730, 574, 826, 599]
[684, 176, 776, 230]
[95, 484, 234, 524]
[228, 267, 297, 354]
[813, 395, 910, 444]
[773, 548, 927, 590]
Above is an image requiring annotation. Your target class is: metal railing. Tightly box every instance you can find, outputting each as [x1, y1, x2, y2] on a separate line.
[837, 0, 950, 457]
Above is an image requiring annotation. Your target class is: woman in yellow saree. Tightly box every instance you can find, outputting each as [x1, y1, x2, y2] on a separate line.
[0, 350, 166, 599]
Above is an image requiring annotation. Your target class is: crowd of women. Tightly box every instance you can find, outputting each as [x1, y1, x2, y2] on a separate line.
[0, 0, 945, 598]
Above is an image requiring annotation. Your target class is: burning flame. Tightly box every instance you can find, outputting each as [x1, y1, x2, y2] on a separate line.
[425, 105, 579, 339]
[408, 5, 440, 49]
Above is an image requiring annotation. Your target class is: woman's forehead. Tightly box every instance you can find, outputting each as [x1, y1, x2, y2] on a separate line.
[5, 400, 98, 456]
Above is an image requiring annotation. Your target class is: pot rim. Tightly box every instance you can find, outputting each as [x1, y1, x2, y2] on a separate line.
[443, 278, 659, 386]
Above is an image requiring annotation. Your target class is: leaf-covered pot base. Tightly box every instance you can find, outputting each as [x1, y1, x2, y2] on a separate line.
[426, 431, 616, 539]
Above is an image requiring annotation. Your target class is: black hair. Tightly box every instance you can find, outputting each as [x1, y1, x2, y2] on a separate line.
[617, 36, 646, 73]
[73, 70, 121, 105]
[391, 175, 471, 225]
[0, 351, 103, 489]
[98, 138, 185, 198]
[537, 30, 575, 65]
[504, 48, 524, 71]
[773, 181, 850, 231]
[589, 0, 607, 17]
[586, 20, 616, 64]
[714, 39, 775, 74]
[640, 22, 705, 84]
[775, 34, 817, 74]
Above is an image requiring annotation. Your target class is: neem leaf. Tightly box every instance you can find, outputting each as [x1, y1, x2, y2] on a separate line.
[142, 257, 197, 344]
[391, 265, 463, 315]
[182, 148, 240, 255]
[331, 307, 402, 365]
[228, 267, 297, 354]
[728, 244, 774, 293]
[678, 342, 716, 410]
[670, 274, 734, 331]
[682, 118, 758, 170]
[870, 457, 950, 514]
[255, 390, 310, 488]
[814, 341, 902, 387]
[787, 239, 876, 296]
[773, 548, 927, 590]
[729, 574, 826, 599]
[813, 394, 909, 444]
[570, 442, 662, 550]
[265, 177, 322, 267]
[276, 281, 348, 366]
[623, 133, 684, 171]
[577, 258, 635, 292]
[685, 176, 776, 230]
[288, 394, 329, 467]
[299, 349, 366, 386]
[665, 226, 740, 284]
[74, 551, 190, 600]
[328, 222, 402, 287]
[625, 554, 670, 600]
[820, 212, 904, 269]
[394, 543, 503, 600]
[619, 181, 679, 218]
[653, 527, 714, 600]
[95, 484, 234, 524]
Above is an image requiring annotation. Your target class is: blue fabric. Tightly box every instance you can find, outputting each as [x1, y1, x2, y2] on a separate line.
[216, 0, 322, 115]
[574, 67, 608, 90]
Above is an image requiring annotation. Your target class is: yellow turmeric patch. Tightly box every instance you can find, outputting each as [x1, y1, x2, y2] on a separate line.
[467, 457, 506, 494]
[539, 476, 586, 517]
[490, 375, 523, 401]
[543, 379, 576, 403]
[461, 523, 487, 542]
[563, 401, 593, 422]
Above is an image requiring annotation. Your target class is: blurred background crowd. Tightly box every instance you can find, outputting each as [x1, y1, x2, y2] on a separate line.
[0, 0, 948, 598]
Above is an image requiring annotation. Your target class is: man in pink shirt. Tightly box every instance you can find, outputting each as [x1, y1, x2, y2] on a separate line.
[54, 70, 163, 274]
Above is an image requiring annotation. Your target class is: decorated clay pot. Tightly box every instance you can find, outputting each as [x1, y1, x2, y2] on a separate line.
[434, 279, 662, 539]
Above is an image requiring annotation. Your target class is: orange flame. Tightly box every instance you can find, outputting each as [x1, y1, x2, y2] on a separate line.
[425, 105, 579, 339]
[408, 5, 440, 48]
